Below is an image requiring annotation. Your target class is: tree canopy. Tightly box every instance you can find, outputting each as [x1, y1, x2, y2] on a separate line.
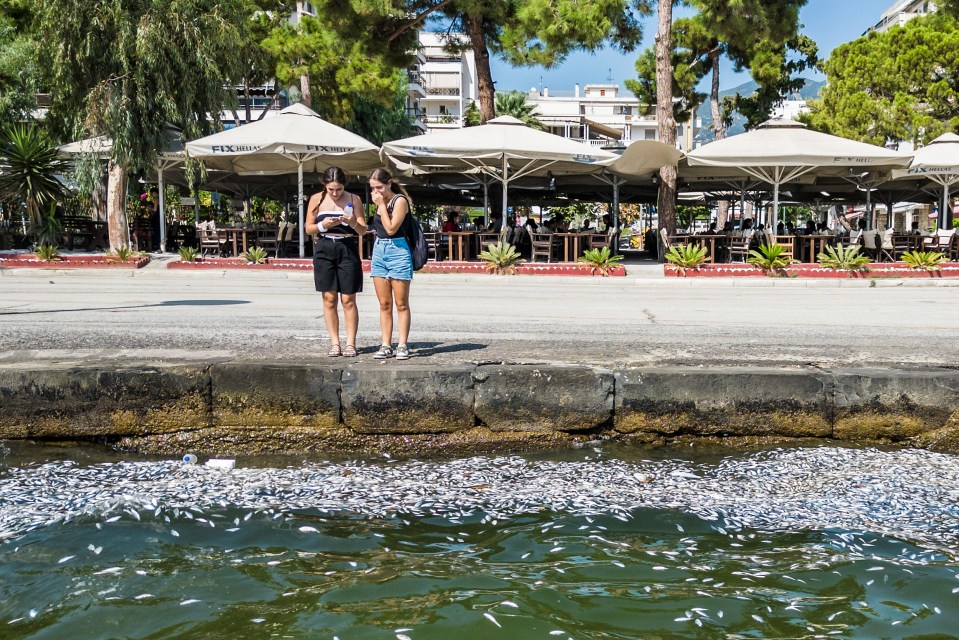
[802, 12, 959, 146]
[0, 0, 39, 123]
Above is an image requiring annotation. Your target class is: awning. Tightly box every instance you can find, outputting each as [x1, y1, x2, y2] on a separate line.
[583, 119, 622, 140]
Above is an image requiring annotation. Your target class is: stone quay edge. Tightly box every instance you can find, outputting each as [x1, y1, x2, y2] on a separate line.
[1, 362, 958, 457]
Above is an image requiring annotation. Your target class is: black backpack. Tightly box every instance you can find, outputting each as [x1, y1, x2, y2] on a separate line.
[389, 195, 428, 271]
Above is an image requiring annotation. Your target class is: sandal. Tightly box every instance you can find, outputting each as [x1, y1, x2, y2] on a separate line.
[342, 344, 357, 358]
[327, 344, 342, 357]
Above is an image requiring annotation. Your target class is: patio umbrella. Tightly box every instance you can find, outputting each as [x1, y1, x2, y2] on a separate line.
[186, 103, 380, 257]
[893, 133, 959, 229]
[381, 115, 618, 224]
[685, 119, 912, 229]
[60, 130, 185, 252]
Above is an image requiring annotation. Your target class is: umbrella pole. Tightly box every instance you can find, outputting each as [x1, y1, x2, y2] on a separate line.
[612, 180, 621, 257]
[942, 184, 949, 230]
[773, 182, 780, 231]
[298, 162, 305, 258]
[501, 156, 509, 227]
[483, 180, 489, 223]
[158, 167, 167, 253]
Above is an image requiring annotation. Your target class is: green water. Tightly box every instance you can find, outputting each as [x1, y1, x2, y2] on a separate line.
[2, 442, 959, 639]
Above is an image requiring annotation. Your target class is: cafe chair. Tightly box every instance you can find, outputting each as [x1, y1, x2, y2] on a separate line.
[727, 236, 751, 262]
[255, 224, 282, 257]
[199, 227, 227, 257]
[773, 235, 795, 261]
[861, 229, 880, 260]
[530, 233, 555, 263]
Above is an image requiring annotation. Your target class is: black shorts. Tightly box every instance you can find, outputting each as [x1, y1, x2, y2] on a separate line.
[313, 236, 363, 294]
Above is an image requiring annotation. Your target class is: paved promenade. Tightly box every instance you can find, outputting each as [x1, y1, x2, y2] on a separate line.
[2, 258, 958, 369]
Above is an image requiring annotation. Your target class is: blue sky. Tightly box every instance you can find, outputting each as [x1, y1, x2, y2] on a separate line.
[490, 0, 894, 94]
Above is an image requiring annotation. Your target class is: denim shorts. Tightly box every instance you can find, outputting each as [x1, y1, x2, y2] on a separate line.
[371, 237, 413, 281]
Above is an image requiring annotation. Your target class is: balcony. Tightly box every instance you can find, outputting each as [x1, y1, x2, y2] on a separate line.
[407, 70, 426, 98]
[424, 114, 461, 127]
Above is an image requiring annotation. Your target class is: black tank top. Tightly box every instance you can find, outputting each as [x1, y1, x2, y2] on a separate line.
[373, 195, 412, 239]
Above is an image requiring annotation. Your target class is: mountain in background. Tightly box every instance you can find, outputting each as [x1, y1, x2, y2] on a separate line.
[694, 78, 826, 142]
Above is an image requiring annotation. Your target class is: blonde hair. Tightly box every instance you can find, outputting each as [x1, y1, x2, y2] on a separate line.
[368, 167, 412, 206]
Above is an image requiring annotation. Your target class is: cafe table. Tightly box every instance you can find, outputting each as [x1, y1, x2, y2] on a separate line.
[218, 227, 255, 256]
[441, 231, 476, 261]
[689, 234, 727, 263]
[552, 232, 592, 262]
[800, 234, 834, 263]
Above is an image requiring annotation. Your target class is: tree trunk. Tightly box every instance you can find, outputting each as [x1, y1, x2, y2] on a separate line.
[466, 13, 496, 123]
[244, 78, 252, 125]
[709, 47, 725, 142]
[106, 160, 130, 250]
[655, 0, 677, 239]
[299, 71, 312, 108]
[92, 172, 108, 222]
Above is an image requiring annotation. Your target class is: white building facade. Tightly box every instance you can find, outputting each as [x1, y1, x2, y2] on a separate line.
[406, 32, 478, 134]
[525, 83, 698, 151]
[866, 0, 938, 33]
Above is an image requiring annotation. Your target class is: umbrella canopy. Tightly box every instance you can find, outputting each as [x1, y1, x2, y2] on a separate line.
[381, 115, 618, 219]
[186, 103, 380, 256]
[685, 119, 912, 225]
[893, 133, 959, 229]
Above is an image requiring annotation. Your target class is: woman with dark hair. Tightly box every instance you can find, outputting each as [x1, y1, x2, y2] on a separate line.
[305, 166, 367, 358]
[369, 167, 414, 360]
[441, 210, 460, 232]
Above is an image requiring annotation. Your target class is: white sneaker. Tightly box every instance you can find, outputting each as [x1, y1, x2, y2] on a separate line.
[395, 344, 410, 360]
[373, 345, 394, 359]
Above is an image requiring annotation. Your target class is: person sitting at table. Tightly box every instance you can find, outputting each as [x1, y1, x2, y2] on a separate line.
[441, 210, 461, 233]
[704, 221, 717, 234]
[804, 220, 817, 235]
[722, 220, 734, 234]
[776, 221, 786, 235]
[738, 218, 754, 238]
[786, 221, 798, 235]
[911, 221, 922, 235]
[817, 221, 830, 233]
[580, 219, 593, 233]
[486, 211, 502, 233]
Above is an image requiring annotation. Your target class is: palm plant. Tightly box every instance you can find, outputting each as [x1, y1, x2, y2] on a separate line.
[0, 124, 70, 242]
[107, 247, 133, 262]
[494, 91, 545, 130]
[178, 246, 200, 262]
[243, 246, 268, 264]
[747, 243, 796, 274]
[478, 241, 524, 274]
[578, 246, 625, 276]
[901, 250, 945, 272]
[34, 244, 60, 261]
[817, 245, 871, 272]
[664, 243, 708, 274]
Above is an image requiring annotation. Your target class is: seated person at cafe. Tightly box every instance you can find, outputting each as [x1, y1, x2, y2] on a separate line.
[776, 222, 786, 235]
[580, 219, 593, 233]
[786, 221, 798, 235]
[722, 220, 735, 234]
[817, 221, 830, 233]
[738, 218, 755, 237]
[486, 211, 502, 233]
[704, 221, 718, 234]
[803, 219, 817, 235]
[442, 210, 461, 233]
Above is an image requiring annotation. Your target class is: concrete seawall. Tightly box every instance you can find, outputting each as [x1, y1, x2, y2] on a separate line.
[2, 363, 958, 456]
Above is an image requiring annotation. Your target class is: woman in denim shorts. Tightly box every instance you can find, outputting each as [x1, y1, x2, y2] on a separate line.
[369, 167, 413, 360]
[305, 166, 367, 358]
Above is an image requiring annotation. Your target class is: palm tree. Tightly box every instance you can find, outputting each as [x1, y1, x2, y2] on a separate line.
[494, 91, 545, 130]
[0, 124, 69, 242]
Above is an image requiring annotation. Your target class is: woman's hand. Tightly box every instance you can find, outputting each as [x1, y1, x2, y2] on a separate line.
[371, 190, 385, 208]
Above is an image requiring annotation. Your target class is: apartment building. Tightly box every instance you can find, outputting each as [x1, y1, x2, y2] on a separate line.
[866, 0, 938, 33]
[406, 31, 479, 133]
[525, 83, 699, 151]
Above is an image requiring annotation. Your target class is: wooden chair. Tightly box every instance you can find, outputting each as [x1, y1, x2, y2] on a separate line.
[255, 225, 281, 257]
[876, 228, 896, 262]
[130, 219, 153, 252]
[423, 231, 442, 261]
[949, 233, 959, 261]
[530, 233, 556, 263]
[892, 234, 913, 260]
[773, 235, 795, 261]
[861, 230, 880, 260]
[476, 232, 501, 253]
[199, 227, 227, 257]
[727, 235, 752, 262]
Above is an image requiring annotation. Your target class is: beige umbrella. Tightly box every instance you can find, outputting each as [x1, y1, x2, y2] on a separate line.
[186, 103, 380, 257]
[686, 119, 912, 227]
[893, 133, 959, 229]
[382, 115, 617, 220]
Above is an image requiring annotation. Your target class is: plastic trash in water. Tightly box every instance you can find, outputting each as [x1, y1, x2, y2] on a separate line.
[182, 454, 198, 464]
[204, 458, 235, 471]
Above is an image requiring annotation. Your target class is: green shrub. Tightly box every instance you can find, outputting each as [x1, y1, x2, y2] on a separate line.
[107, 247, 133, 262]
[178, 246, 200, 262]
[243, 246, 268, 264]
[817, 245, 871, 272]
[901, 250, 945, 271]
[578, 246, 624, 276]
[747, 243, 796, 274]
[34, 244, 60, 261]
[664, 243, 707, 273]
[478, 241, 524, 274]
